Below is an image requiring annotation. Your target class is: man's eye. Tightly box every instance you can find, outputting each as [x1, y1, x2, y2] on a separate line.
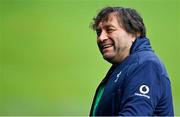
[107, 28, 114, 32]
[96, 30, 101, 36]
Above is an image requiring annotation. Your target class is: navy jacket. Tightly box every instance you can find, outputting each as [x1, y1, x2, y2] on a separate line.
[90, 37, 174, 116]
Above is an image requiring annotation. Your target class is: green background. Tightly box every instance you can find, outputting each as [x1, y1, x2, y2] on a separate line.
[0, 0, 179, 115]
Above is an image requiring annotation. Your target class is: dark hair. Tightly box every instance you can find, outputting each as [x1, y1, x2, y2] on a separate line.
[91, 6, 146, 38]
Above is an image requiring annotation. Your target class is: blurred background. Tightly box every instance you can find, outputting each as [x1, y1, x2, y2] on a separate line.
[0, 0, 179, 115]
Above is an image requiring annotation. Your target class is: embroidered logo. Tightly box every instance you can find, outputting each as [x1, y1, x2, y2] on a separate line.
[114, 71, 122, 83]
[135, 85, 150, 99]
[139, 85, 149, 94]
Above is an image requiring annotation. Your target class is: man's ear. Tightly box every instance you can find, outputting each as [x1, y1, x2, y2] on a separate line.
[132, 32, 140, 42]
[131, 35, 136, 42]
[132, 37, 136, 42]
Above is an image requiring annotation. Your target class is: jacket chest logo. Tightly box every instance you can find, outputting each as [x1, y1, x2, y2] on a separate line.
[114, 71, 122, 83]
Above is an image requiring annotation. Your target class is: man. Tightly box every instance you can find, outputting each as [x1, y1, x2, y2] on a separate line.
[89, 7, 174, 116]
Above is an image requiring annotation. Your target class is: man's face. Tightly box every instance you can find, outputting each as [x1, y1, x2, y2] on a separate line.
[96, 13, 135, 64]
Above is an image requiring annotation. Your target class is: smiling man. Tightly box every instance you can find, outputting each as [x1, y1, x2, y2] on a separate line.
[89, 7, 174, 116]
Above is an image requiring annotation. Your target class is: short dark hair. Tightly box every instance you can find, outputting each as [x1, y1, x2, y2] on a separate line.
[91, 6, 146, 38]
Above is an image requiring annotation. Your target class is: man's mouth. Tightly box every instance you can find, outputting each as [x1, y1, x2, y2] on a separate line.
[102, 44, 113, 49]
[101, 44, 113, 52]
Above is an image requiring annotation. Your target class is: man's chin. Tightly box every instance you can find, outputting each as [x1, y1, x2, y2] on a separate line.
[102, 54, 114, 62]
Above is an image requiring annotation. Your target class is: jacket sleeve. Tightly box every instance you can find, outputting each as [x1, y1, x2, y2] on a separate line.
[118, 61, 165, 116]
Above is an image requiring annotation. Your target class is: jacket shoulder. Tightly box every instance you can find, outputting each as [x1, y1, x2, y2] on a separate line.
[129, 51, 169, 78]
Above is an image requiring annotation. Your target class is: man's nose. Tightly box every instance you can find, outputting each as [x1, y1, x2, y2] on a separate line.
[98, 31, 108, 42]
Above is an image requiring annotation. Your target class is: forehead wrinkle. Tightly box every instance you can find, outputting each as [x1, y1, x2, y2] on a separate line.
[97, 23, 114, 32]
[101, 13, 116, 24]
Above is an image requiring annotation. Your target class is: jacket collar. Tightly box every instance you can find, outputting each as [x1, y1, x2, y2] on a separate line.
[130, 37, 153, 54]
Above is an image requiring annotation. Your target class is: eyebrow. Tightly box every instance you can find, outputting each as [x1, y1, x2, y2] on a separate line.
[98, 24, 116, 30]
[104, 25, 116, 29]
[104, 24, 115, 27]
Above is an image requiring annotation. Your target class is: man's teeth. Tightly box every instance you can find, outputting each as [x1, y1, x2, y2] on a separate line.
[103, 45, 112, 48]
